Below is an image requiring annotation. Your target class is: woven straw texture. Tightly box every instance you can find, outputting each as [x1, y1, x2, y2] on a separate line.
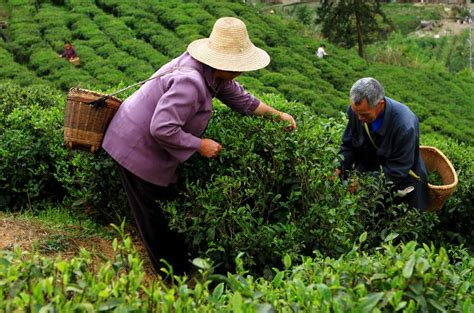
[69, 57, 80, 66]
[64, 88, 121, 153]
[187, 17, 270, 72]
[420, 145, 458, 212]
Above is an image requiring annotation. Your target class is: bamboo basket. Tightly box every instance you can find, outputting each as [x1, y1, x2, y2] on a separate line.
[64, 88, 121, 153]
[420, 146, 458, 212]
[69, 57, 80, 66]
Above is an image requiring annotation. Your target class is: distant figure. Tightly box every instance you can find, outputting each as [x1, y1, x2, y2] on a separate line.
[59, 41, 80, 65]
[0, 21, 8, 42]
[316, 44, 328, 59]
[59, 42, 77, 60]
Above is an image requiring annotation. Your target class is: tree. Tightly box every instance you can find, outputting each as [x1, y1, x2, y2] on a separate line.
[316, 0, 392, 58]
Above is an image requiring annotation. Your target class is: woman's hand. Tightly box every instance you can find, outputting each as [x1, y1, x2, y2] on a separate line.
[279, 112, 297, 130]
[252, 101, 296, 131]
[198, 138, 222, 158]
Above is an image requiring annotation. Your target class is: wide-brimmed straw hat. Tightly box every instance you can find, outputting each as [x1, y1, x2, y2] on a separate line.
[187, 17, 270, 72]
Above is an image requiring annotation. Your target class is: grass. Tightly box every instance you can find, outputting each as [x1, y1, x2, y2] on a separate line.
[15, 205, 115, 240]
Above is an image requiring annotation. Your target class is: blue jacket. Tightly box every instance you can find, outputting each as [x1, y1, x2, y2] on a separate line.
[339, 97, 429, 211]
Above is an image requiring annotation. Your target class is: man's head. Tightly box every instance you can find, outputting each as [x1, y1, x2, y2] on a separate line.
[350, 77, 385, 123]
[65, 42, 72, 50]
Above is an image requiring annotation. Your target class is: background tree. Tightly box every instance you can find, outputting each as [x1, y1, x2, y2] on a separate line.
[316, 0, 393, 57]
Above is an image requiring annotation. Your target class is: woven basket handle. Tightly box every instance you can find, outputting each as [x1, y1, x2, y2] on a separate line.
[89, 66, 180, 107]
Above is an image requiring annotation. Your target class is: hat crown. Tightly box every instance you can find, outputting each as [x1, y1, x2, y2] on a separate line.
[187, 16, 270, 71]
[208, 17, 252, 54]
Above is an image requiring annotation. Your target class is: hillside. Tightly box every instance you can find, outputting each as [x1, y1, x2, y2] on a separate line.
[0, 1, 473, 310]
[0, 0, 473, 144]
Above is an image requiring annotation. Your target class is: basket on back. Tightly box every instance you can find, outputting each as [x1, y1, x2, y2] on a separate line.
[420, 146, 458, 212]
[64, 87, 122, 153]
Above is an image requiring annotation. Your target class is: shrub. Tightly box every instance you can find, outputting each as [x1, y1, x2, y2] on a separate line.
[160, 95, 441, 273]
[0, 227, 471, 312]
[0, 89, 65, 210]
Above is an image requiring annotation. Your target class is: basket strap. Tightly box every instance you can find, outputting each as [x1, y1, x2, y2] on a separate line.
[89, 65, 181, 107]
[363, 123, 423, 182]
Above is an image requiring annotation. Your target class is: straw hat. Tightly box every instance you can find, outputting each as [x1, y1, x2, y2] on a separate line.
[187, 17, 270, 72]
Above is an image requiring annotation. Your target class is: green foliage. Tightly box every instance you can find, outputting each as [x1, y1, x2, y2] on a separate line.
[160, 95, 442, 273]
[0, 90, 65, 210]
[0, 0, 472, 147]
[316, 0, 393, 57]
[3, 84, 470, 272]
[421, 134, 474, 248]
[0, 226, 472, 311]
[366, 31, 472, 73]
[0, 82, 127, 220]
[382, 3, 443, 35]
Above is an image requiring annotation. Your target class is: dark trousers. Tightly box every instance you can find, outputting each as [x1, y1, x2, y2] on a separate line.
[116, 164, 189, 275]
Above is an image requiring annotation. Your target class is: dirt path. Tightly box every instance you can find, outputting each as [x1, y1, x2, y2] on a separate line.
[0, 214, 158, 280]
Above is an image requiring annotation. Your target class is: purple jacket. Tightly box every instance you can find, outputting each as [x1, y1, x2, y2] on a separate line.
[61, 47, 77, 59]
[103, 53, 260, 186]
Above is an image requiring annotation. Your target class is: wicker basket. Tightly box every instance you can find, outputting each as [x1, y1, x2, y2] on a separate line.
[69, 57, 80, 66]
[420, 146, 458, 212]
[64, 87, 122, 153]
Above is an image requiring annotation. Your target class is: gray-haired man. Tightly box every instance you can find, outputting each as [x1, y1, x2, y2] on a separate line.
[334, 77, 429, 211]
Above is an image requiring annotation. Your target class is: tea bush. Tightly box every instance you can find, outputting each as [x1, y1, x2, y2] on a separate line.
[161, 94, 442, 273]
[4, 84, 470, 273]
[0, 225, 472, 311]
[422, 134, 474, 248]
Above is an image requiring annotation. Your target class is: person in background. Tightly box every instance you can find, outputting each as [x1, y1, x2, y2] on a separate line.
[0, 21, 8, 42]
[59, 41, 77, 60]
[333, 77, 429, 211]
[316, 44, 328, 59]
[102, 17, 297, 275]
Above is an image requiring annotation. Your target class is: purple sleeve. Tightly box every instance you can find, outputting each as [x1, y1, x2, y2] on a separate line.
[215, 80, 260, 115]
[149, 76, 202, 162]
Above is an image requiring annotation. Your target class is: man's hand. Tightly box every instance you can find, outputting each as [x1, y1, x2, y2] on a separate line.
[198, 138, 222, 158]
[279, 112, 297, 130]
[348, 178, 359, 193]
[330, 168, 342, 181]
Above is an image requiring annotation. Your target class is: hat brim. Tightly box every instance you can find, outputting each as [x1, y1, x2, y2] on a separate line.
[187, 38, 270, 72]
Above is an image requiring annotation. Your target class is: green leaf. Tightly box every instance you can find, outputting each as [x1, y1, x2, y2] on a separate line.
[98, 299, 121, 311]
[384, 232, 399, 242]
[403, 255, 415, 278]
[395, 301, 407, 311]
[428, 299, 447, 312]
[211, 283, 225, 301]
[317, 283, 331, 302]
[283, 255, 292, 269]
[359, 231, 368, 243]
[208, 274, 229, 284]
[272, 271, 284, 287]
[462, 298, 472, 313]
[191, 258, 211, 270]
[256, 303, 274, 313]
[358, 292, 384, 312]
[459, 281, 470, 294]
[231, 292, 243, 311]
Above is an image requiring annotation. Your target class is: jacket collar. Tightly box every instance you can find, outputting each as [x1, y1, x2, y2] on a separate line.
[376, 97, 393, 136]
[181, 52, 221, 95]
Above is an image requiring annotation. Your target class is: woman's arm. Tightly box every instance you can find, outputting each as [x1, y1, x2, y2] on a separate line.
[252, 101, 297, 130]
